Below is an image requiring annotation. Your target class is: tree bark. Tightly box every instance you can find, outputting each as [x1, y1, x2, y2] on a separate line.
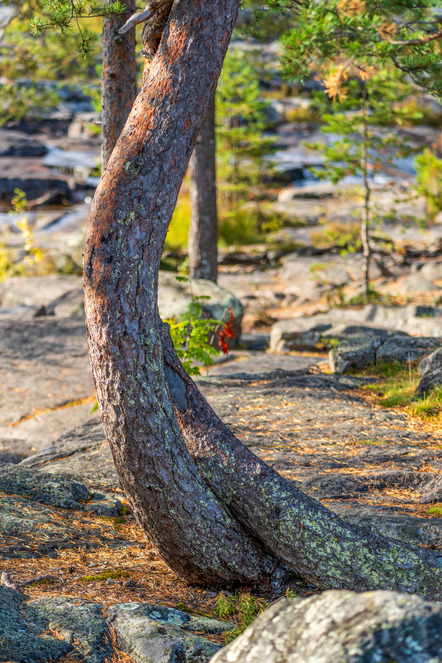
[162, 337, 442, 600]
[188, 94, 218, 282]
[84, 0, 285, 589]
[101, 0, 137, 169]
[85, 0, 442, 600]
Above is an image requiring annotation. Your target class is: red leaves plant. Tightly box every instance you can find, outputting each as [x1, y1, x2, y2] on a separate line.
[218, 308, 235, 355]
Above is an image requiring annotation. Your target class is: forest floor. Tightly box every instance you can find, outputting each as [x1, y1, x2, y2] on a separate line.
[1, 341, 441, 647]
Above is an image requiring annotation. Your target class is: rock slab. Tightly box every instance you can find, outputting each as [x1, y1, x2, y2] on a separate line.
[209, 591, 442, 663]
[416, 347, 442, 397]
[0, 590, 228, 663]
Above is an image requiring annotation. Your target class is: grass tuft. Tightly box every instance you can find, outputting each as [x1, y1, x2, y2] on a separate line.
[357, 361, 442, 423]
[428, 504, 442, 517]
[214, 592, 268, 643]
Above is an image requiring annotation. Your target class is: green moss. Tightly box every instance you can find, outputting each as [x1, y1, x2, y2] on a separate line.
[79, 569, 129, 582]
[175, 602, 195, 614]
[28, 578, 57, 586]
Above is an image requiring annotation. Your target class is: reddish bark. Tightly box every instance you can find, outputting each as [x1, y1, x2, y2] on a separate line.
[84, 0, 285, 588]
[85, 0, 442, 599]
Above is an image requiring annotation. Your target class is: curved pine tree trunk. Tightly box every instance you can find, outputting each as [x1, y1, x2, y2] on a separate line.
[84, 0, 285, 589]
[84, 0, 442, 600]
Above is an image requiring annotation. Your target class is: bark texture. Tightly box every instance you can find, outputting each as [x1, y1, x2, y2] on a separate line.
[101, 0, 137, 169]
[210, 592, 442, 663]
[84, 0, 285, 589]
[188, 95, 218, 282]
[85, 0, 442, 598]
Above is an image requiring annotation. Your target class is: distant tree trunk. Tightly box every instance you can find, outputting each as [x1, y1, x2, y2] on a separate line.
[188, 94, 218, 282]
[101, 0, 137, 169]
[84, 0, 442, 600]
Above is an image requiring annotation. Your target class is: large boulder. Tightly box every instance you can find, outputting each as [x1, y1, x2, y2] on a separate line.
[377, 336, 440, 364]
[0, 590, 229, 663]
[209, 591, 442, 663]
[158, 272, 243, 345]
[329, 336, 376, 374]
[416, 347, 442, 398]
[26, 597, 112, 663]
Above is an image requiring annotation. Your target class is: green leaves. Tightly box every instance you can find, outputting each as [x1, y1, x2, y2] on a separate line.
[166, 299, 223, 376]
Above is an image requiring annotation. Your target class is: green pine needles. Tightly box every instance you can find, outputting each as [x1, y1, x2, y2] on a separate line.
[29, 0, 126, 54]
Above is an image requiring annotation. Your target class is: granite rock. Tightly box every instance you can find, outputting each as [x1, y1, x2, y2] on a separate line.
[209, 591, 442, 663]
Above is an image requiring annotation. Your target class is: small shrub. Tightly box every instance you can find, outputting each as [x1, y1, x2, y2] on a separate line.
[166, 298, 225, 376]
[310, 220, 361, 251]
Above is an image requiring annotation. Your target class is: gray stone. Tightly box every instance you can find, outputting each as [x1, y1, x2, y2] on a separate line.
[401, 274, 440, 293]
[158, 272, 243, 346]
[360, 304, 442, 336]
[107, 602, 222, 663]
[300, 475, 369, 500]
[0, 274, 244, 344]
[42, 287, 86, 318]
[416, 347, 442, 398]
[270, 315, 334, 352]
[332, 506, 442, 549]
[0, 274, 82, 310]
[0, 129, 48, 157]
[0, 317, 94, 426]
[420, 262, 442, 282]
[329, 337, 376, 374]
[418, 475, 442, 504]
[84, 492, 122, 517]
[0, 493, 120, 559]
[278, 182, 335, 201]
[0, 401, 98, 459]
[108, 603, 232, 635]
[0, 305, 38, 319]
[209, 591, 442, 663]
[0, 586, 70, 663]
[0, 157, 72, 204]
[21, 418, 120, 493]
[27, 596, 112, 663]
[377, 336, 440, 364]
[0, 462, 88, 508]
[326, 331, 440, 374]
